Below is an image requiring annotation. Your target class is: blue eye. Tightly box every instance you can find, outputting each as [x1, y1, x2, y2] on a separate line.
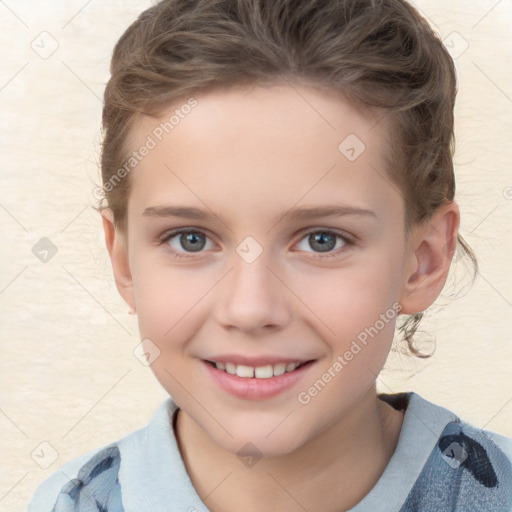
[160, 230, 214, 257]
[159, 228, 352, 259]
[296, 231, 350, 255]
[175, 232, 206, 252]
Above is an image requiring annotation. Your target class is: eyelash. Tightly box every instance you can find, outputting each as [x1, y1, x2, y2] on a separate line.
[157, 228, 354, 260]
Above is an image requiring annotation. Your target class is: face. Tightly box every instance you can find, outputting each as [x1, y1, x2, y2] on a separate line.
[115, 83, 416, 457]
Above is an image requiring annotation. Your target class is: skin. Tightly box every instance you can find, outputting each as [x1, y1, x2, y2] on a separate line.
[102, 82, 459, 511]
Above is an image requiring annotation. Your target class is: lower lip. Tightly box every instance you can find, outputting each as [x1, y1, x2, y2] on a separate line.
[201, 360, 316, 400]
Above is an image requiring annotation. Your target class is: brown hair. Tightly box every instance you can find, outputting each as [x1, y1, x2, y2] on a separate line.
[98, 0, 477, 357]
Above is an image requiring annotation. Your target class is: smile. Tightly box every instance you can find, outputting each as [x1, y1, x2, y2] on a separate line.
[202, 359, 317, 400]
[207, 361, 306, 379]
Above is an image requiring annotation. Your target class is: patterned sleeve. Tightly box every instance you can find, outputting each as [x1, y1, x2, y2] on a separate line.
[50, 444, 124, 512]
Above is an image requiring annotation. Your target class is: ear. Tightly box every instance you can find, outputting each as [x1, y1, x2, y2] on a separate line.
[399, 200, 460, 314]
[101, 209, 136, 314]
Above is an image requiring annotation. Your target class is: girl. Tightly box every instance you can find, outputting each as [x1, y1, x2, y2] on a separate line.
[28, 0, 512, 510]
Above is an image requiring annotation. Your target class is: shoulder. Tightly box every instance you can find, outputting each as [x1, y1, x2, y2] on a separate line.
[26, 399, 177, 512]
[397, 392, 512, 511]
[27, 442, 126, 512]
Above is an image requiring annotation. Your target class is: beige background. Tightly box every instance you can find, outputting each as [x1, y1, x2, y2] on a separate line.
[1, 1, 511, 511]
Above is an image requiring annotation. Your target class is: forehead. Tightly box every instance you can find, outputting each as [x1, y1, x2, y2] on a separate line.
[125, 83, 401, 224]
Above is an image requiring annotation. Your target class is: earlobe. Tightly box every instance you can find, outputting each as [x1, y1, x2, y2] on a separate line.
[399, 201, 460, 315]
[101, 209, 136, 314]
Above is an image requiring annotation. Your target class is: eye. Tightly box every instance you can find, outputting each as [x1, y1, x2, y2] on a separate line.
[295, 230, 351, 256]
[159, 228, 353, 259]
[159, 229, 215, 258]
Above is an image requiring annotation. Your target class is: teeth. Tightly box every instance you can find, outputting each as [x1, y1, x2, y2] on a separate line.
[254, 365, 273, 379]
[286, 362, 298, 372]
[225, 362, 237, 375]
[273, 363, 286, 376]
[214, 361, 304, 378]
[236, 365, 254, 378]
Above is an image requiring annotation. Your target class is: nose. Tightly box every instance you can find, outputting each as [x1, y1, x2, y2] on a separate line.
[213, 253, 293, 335]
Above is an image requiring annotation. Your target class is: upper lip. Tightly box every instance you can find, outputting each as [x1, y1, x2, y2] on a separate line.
[204, 355, 314, 367]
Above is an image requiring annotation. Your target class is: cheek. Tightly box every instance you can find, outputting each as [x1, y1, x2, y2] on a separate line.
[134, 277, 190, 337]
[131, 257, 217, 352]
[294, 253, 403, 340]
[131, 264, 207, 397]
[291, 263, 401, 422]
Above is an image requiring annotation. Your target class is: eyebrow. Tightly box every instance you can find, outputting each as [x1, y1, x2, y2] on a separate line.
[142, 204, 377, 224]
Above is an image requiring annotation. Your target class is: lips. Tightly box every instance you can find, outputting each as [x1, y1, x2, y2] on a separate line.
[202, 358, 317, 400]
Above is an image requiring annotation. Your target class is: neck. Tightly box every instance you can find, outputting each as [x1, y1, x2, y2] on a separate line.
[175, 385, 404, 512]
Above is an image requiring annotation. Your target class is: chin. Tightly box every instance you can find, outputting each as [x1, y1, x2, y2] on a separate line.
[208, 415, 312, 460]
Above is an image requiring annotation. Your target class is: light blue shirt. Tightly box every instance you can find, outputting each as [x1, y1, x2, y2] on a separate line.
[27, 392, 512, 511]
